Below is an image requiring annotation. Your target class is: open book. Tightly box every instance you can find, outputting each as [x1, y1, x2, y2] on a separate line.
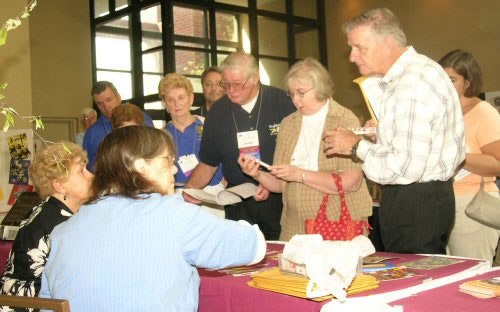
[353, 76, 384, 124]
[183, 183, 258, 205]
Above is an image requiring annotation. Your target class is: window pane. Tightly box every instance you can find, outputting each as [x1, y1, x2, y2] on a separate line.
[94, 0, 109, 17]
[141, 5, 162, 51]
[295, 25, 319, 60]
[257, 0, 285, 13]
[96, 17, 131, 71]
[145, 101, 165, 110]
[258, 17, 287, 57]
[293, 0, 316, 19]
[143, 74, 163, 96]
[216, 12, 250, 53]
[152, 120, 166, 129]
[175, 50, 209, 76]
[143, 51, 163, 73]
[174, 6, 209, 48]
[217, 53, 229, 65]
[259, 58, 288, 89]
[116, 0, 130, 11]
[96, 70, 132, 100]
[188, 78, 202, 93]
[215, 0, 248, 6]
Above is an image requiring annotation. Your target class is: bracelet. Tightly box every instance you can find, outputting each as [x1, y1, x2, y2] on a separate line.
[351, 139, 361, 162]
[301, 170, 307, 183]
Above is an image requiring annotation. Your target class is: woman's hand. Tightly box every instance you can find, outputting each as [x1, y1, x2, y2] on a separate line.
[237, 154, 261, 178]
[270, 164, 301, 182]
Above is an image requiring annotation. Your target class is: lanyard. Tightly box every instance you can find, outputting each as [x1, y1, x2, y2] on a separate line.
[171, 119, 197, 155]
[231, 87, 264, 133]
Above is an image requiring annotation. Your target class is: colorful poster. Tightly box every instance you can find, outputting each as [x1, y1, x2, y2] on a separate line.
[8, 184, 34, 205]
[366, 267, 421, 281]
[7, 133, 32, 160]
[9, 159, 30, 185]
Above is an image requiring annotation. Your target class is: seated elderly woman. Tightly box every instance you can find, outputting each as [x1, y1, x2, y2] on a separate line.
[39, 126, 265, 311]
[159, 73, 225, 217]
[239, 57, 372, 241]
[0, 142, 93, 299]
[111, 102, 145, 129]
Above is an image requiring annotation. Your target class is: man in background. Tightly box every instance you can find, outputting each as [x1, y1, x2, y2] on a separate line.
[323, 8, 465, 254]
[74, 107, 97, 146]
[192, 67, 226, 117]
[83, 81, 153, 172]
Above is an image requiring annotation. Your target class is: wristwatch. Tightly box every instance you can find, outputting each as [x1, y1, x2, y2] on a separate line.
[351, 139, 361, 162]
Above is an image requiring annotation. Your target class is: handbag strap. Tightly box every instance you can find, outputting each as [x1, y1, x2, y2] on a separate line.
[332, 173, 354, 221]
[313, 174, 355, 221]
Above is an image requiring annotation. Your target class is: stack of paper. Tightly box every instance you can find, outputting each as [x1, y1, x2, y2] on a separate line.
[248, 268, 378, 301]
[459, 277, 500, 298]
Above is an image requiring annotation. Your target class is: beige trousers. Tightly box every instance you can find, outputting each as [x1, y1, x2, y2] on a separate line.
[447, 193, 500, 263]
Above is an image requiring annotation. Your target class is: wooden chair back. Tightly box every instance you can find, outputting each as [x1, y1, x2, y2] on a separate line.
[0, 295, 70, 312]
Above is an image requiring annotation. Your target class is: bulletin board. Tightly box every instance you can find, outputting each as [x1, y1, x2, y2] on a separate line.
[0, 129, 34, 216]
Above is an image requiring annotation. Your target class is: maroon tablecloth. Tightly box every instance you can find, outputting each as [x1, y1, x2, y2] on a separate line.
[390, 268, 500, 311]
[0, 240, 13, 275]
[198, 244, 483, 312]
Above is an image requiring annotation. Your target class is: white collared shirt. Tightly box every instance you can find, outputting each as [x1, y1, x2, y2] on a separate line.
[357, 47, 466, 184]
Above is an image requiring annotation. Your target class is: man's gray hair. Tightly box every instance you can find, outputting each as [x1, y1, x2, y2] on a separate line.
[342, 8, 407, 47]
[219, 52, 259, 79]
[81, 107, 97, 118]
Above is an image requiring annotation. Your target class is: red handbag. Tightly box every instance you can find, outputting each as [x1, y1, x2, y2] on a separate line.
[305, 173, 370, 240]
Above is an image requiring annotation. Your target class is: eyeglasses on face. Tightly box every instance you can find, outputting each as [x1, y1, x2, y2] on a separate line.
[287, 87, 314, 99]
[217, 76, 250, 91]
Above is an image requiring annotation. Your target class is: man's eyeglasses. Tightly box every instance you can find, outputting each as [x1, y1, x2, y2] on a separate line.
[287, 87, 314, 99]
[217, 77, 250, 91]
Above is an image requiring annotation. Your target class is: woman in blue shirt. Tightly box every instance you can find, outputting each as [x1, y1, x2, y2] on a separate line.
[39, 126, 265, 312]
[160, 73, 225, 217]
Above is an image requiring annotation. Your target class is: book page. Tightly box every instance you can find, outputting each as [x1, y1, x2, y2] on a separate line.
[215, 191, 243, 205]
[225, 183, 258, 199]
[353, 76, 384, 123]
[182, 189, 218, 205]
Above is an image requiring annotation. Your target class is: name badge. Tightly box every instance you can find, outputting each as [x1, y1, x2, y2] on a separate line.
[178, 154, 199, 177]
[237, 130, 261, 160]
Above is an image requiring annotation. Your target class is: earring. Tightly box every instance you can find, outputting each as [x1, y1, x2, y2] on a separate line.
[63, 194, 67, 201]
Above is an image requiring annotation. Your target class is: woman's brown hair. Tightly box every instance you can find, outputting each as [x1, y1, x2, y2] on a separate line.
[438, 49, 483, 97]
[90, 125, 175, 201]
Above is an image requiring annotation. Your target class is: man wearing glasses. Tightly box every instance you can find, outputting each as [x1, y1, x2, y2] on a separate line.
[183, 52, 295, 240]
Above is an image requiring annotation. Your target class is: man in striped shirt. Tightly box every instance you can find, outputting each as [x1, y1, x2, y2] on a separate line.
[324, 8, 465, 254]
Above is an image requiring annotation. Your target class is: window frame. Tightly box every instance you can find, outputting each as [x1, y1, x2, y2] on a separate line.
[89, 0, 327, 123]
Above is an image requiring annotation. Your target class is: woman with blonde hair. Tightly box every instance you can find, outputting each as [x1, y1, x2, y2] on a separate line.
[159, 73, 225, 217]
[0, 142, 93, 301]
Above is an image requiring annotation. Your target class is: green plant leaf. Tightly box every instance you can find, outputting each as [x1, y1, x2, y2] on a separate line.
[0, 82, 7, 89]
[3, 120, 11, 131]
[21, 10, 30, 19]
[0, 29, 7, 46]
[34, 117, 44, 129]
[62, 142, 72, 154]
[8, 107, 18, 115]
[0, 93, 4, 100]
